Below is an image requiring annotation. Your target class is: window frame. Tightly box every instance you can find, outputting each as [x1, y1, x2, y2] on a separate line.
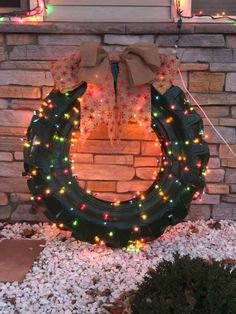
[0, 0, 30, 14]
[173, 0, 236, 23]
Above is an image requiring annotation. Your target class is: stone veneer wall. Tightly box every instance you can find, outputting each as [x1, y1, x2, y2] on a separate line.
[0, 22, 235, 222]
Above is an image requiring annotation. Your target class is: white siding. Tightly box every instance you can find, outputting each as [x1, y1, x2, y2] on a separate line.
[46, 0, 172, 22]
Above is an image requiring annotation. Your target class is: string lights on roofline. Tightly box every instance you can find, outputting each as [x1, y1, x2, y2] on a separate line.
[176, 0, 236, 23]
[0, 0, 47, 22]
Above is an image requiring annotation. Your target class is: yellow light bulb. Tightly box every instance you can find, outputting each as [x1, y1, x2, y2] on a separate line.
[31, 169, 37, 176]
[94, 236, 100, 242]
[141, 214, 147, 220]
[59, 188, 65, 194]
[166, 117, 173, 124]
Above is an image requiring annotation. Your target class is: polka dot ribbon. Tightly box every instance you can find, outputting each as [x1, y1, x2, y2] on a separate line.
[50, 42, 178, 142]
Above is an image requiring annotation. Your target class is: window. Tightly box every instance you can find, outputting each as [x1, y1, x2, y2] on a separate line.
[0, 0, 30, 14]
[176, 0, 236, 22]
[192, 0, 236, 16]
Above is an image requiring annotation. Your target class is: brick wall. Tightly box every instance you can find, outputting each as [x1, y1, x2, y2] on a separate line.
[0, 23, 235, 222]
[71, 124, 161, 202]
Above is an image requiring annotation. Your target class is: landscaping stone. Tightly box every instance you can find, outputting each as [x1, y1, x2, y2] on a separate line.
[10, 193, 31, 203]
[209, 63, 236, 72]
[94, 193, 132, 202]
[10, 45, 83, 61]
[0, 86, 41, 99]
[0, 47, 6, 62]
[0, 22, 126, 34]
[0, 239, 45, 282]
[226, 35, 236, 48]
[0, 137, 23, 152]
[14, 152, 23, 161]
[192, 194, 220, 205]
[134, 157, 158, 167]
[136, 167, 157, 180]
[6, 34, 36, 45]
[104, 35, 154, 45]
[0, 220, 235, 313]
[0, 152, 13, 162]
[117, 180, 153, 193]
[0, 61, 50, 70]
[94, 155, 133, 165]
[11, 204, 48, 222]
[205, 126, 235, 144]
[221, 159, 236, 168]
[231, 106, 236, 118]
[205, 169, 225, 183]
[186, 205, 211, 220]
[212, 203, 235, 220]
[205, 184, 229, 194]
[0, 206, 11, 220]
[75, 164, 135, 181]
[0, 99, 8, 109]
[72, 153, 93, 164]
[178, 48, 232, 63]
[38, 34, 101, 45]
[208, 158, 220, 169]
[222, 195, 236, 203]
[189, 72, 225, 93]
[219, 144, 236, 159]
[141, 142, 162, 156]
[9, 100, 42, 110]
[0, 70, 53, 86]
[0, 110, 34, 127]
[225, 169, 236, 183]
[0, 193, 8, 206]
[180, 63, 209, 71]
[230, 185, 236, 193]
[86, 181, 116, 192]
[191, 92, 236, 105]
[0, 162, 23, 177]
[219, 118, 236, 127]
[225, 73, 236, 92]
[0, 178, 29, 193]
[73, 140, 140, 155]
[0, 127, 26, 137]
[202, 106, 229, 118]
[156, 34, 225, 47]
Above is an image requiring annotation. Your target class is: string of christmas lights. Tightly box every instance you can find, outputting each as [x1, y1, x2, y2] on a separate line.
[174, 2, 236, 158]
[0, 0, 47, 22]
[23, 82, 209, 247]
[174, 0, 236, 56]
[176, 0, 236, 22]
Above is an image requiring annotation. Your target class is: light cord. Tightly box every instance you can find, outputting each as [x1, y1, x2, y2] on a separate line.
[178, 68, 236, 158]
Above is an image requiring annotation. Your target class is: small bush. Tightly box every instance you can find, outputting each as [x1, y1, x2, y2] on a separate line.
[131, 254, 236, 314]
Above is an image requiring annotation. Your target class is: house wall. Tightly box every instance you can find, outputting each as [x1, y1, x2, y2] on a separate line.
[46, 0, 172, 22]
[0, 22, 236, 222]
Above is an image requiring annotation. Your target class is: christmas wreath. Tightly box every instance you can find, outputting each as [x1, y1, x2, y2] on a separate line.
[23, 43, 209, 247]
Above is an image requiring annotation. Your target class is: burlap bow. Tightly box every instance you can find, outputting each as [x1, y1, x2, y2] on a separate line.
[50, 42, 178, 142]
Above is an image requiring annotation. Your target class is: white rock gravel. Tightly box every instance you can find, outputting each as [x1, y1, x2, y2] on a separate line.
[0, 220, 235, 314]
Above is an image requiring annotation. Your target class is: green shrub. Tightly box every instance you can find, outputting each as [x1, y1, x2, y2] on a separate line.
[131, 254, 236, 314]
